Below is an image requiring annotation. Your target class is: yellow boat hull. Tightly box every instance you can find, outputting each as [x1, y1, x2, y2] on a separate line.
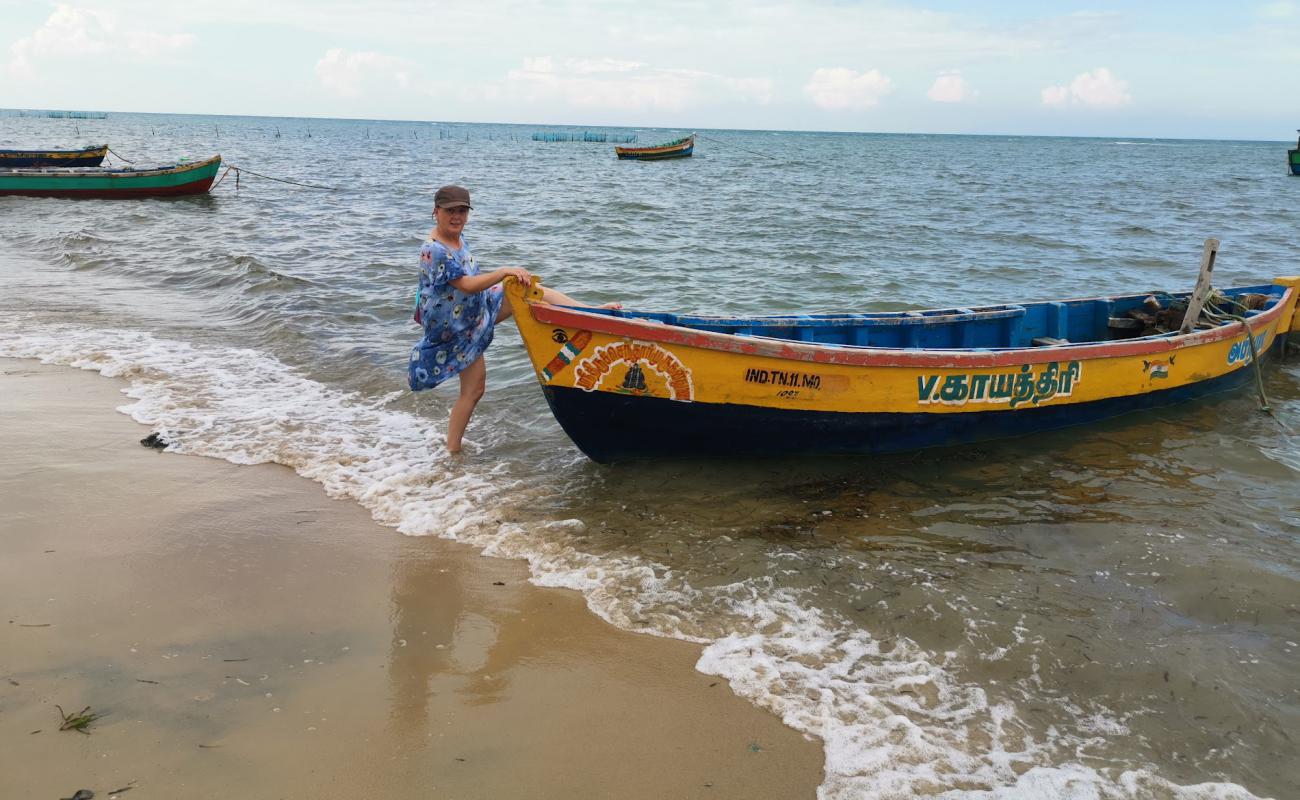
[505, 278, 1300, 462]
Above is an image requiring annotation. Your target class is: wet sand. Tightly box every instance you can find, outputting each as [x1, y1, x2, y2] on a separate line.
[0, 359, 822, 799]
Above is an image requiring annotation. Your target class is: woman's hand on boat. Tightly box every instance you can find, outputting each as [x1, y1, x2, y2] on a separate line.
[498, 267, 533, 288]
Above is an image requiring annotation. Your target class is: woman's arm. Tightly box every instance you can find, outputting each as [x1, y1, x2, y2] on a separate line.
[449, 267, 532, 294]
[453, 268, 621, 310]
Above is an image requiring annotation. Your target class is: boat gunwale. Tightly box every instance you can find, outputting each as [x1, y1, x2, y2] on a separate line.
[525, 285, 1293, 369]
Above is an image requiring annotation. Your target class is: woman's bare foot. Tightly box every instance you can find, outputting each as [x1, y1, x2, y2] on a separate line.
[600, 302, 623, 310]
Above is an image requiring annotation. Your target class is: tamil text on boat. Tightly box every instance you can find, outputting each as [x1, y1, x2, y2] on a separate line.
[614, 134, 695, 161]
[0, 155, 222, 198]
[503, 246, 1300, 462]
[0, 145, 108, 168]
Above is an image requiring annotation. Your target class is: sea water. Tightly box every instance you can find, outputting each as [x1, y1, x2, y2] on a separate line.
[1, 112, 1297, 799]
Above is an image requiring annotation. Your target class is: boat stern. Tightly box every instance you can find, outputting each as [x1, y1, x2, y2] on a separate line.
[1275, 276, 1300, 334]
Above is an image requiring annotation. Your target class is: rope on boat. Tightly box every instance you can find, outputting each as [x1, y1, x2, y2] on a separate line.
[1200, 292, 1278, 420]
[210, 165, 235, 191]
[106, 147, 134, 164]
[221, 164, 340, 191]
[695, 134, 780, 161]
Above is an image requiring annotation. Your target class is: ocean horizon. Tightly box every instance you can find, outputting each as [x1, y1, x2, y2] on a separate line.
[4, 106, 1294, 144]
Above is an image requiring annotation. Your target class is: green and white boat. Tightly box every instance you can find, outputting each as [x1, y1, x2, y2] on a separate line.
[0, 155, 222, 198]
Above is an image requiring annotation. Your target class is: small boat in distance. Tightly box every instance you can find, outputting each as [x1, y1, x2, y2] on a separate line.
[503, 255, 1300, 462]
[0, 155, 222, 198]
[0, 145, 108, 168]
[1289, 130, 1300, 175]
[615, 134, 695, 161]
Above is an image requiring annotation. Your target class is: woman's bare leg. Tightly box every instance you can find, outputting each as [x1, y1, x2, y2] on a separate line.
[540, 286, 580, 305]
[447, 356, 487, 454]
[539, 286, 621, 309]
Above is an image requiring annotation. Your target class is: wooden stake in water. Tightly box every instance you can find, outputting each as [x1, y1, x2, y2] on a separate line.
[1180, 238, 1220, 334]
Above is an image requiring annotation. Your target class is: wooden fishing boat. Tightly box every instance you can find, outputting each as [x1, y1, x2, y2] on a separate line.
[0, 155, 222, 198]
[615, 134, 694, 161]
[504, 259, 1300, 462]
[1289, 130, 1300, 175]
[0, 144, 107, 168]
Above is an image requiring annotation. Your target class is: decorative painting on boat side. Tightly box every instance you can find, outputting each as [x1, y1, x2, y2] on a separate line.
[542, 329, 592, 380]
[573, 341, 695, 401]
[1142, 357, 1174, 380]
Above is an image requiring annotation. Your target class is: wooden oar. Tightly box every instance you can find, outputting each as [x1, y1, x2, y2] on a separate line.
[1180, 237, 1219, 334]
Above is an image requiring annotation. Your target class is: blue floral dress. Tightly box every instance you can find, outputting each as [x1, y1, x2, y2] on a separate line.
[407, 238, 504, 391]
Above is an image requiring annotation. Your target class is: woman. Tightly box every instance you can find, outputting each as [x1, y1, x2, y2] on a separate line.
[408, 185, 616, 454]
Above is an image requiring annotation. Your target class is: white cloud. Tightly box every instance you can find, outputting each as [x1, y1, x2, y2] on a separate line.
[493, 57, 771, 112]
[1041, 67, 1133, 109]
[125, 30, 198, 57]
[804, 67, 893, 111]
[5, 4, 195, 79]
[562, 57, 643, 75]
[315, 48, 414, 97]
[927, 70, 973, 103]
[1258, 1, 1297, 18]
[1040, 85, 1070, 107]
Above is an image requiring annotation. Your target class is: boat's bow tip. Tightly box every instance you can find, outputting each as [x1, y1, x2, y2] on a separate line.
[504, 274, 546, 304]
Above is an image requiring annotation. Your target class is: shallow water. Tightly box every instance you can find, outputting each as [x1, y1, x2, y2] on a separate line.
[2, 112, 1298, 799]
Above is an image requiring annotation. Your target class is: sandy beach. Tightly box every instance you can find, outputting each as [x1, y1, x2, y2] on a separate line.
[0, 359, 822, 799]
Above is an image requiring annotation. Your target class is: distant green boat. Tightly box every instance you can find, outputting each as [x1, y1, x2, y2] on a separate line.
[1290, 130, 1300, 176]
[0, 155, 221, 198]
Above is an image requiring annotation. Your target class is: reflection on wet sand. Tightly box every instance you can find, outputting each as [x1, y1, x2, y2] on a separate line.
[388, 536, 555, 736]
[378, 538, 824, 799]
[387, 538, 466, 734]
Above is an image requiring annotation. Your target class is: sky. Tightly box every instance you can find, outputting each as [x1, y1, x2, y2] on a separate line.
[2, 0, 1299, 139]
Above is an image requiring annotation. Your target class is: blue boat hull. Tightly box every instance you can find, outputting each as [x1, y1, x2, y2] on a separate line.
[542, 339, 1284, 463]
[0, 146, 108, 168]
[0, 154, 104, 168]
